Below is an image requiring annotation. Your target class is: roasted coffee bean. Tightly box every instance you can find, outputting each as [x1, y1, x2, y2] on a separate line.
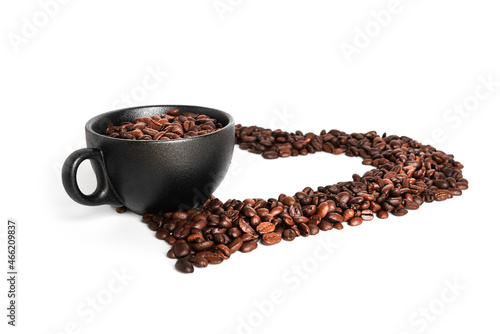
[316, 202, 330, 218]
[294, 216, 309, 224]
[343, 209, 355, 221]
[192, 240, 214, 252]
[165, 235, 176, 245]
[173, 243, 191, 258]
[213, 233, 229, 245]
[270, 206, 284, 216]
[243, 206, 257, 217]
[215, 244, 231, 259]
[392, 206, 409, 216]
[289, 203, 302, 217]
[263, 151, 279, 159]
[238, 218, 255, 234]
[360, 210, 374, 221]
[262, 232, 282, 245]
[326, 212, 344, 223]
[282, 229, 296, 241]
[155, 228, 170, 240]
[228, 227, 243, 238]
[173, 226, 190, 239]
[433, 179, 449, 189]
[166, 248, 176, 259]
[348, 217, 363, 226]
[282, 196, 296, 206]
[308, 224, 320, 235]
[256, 222, 275, 234]
[115, 206, 127, 213]
[404, 201, 419, 210]
[241, 233, 257, 242]
[240, 240, 258, 253]
[318, 220, 334, 231]
[303, 205, 317, 216]
[147, 221, 160, 231]
[435, 189, 452, 201]
[189, 255, 208, 268]
[332, 222, 344, 230]
[228, 237, 243, 253]
[175, 259, 194, 273]
[172, 211, 188, 220]
[204, 252, 224, 264]
[376, 210, 389, 219]
[297, 223, 310, 237]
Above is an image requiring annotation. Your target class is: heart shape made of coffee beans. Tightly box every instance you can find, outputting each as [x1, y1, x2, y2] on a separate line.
[136, 124, 468, 273]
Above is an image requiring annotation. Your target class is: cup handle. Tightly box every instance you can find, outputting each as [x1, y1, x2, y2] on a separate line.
[61, 148, 122, 207]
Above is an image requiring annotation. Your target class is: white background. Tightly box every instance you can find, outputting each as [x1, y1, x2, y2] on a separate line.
[1, 1, 499, 333]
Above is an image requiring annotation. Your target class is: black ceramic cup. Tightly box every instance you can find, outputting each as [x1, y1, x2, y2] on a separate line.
[62, 105, 235, 215]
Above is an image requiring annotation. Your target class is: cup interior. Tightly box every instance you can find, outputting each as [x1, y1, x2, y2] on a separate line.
[87, 105, 233, 140]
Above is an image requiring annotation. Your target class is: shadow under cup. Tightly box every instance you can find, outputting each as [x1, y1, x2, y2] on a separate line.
[62, 105, 235, 215]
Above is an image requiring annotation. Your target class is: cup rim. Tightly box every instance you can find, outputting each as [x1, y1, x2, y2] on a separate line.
[85, 104, 235, 143]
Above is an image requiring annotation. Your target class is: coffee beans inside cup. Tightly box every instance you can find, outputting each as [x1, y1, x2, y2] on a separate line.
[104, 109, 223, 140]
[127, 124, 468, 273]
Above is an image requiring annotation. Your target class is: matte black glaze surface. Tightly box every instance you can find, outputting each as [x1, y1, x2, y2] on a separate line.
[62, 105, 235, 215]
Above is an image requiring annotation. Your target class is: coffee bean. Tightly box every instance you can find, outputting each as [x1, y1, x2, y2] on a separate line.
[175, 259, 194, 273]
[192, 240, 214, 252]
[166, 248, 176, 259]
[238, 218, 255, 234]
[289, 203, 302, 217]
[241, 233, 257, 242]
[215, 244, 231, 259]
[318, 220, 333, 231]
[435, 189, 451, 201]
[303, 205, 316, 216]
[392, 206, 408, 216]
[189, 255, 208, 268]
[228, 227, 242, 238]
[360, 209, 374, 221]
[332, 222, 344, 230]
[204, 252, 224, 264]
[262, 232, 282, 245]
[256, 222, 275, 234]
[115, 206, 127, 213]
[326, 212, 344, 223]
[404, 201, 419, 210]
[376, 210, 389, 219]
[240, 240, 258, 253]
[316, 202, 330, 218]
[297, 223, 310, 237]
[228, 237, 243, 253]
[173, 243, 191, 258]
[155, 228, 169, 240]
[263, 151, 279, 159]
[308, 224, 320, 235]
[433, 179, 449, 189]
[270, 206, 284, 216]
[165, 235, 176, 245]
[294, 216, 309, 224]
[283, 229, 296, 241]
[243, 206, 257, 217]
[173, 226, 190, 239]
[343, 209, 355, 222]
[348, 217, 363, 226]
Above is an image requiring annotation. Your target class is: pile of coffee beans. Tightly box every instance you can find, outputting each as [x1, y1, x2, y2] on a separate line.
[104, 109, 223, 140]
[137, 125, 468, 273]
